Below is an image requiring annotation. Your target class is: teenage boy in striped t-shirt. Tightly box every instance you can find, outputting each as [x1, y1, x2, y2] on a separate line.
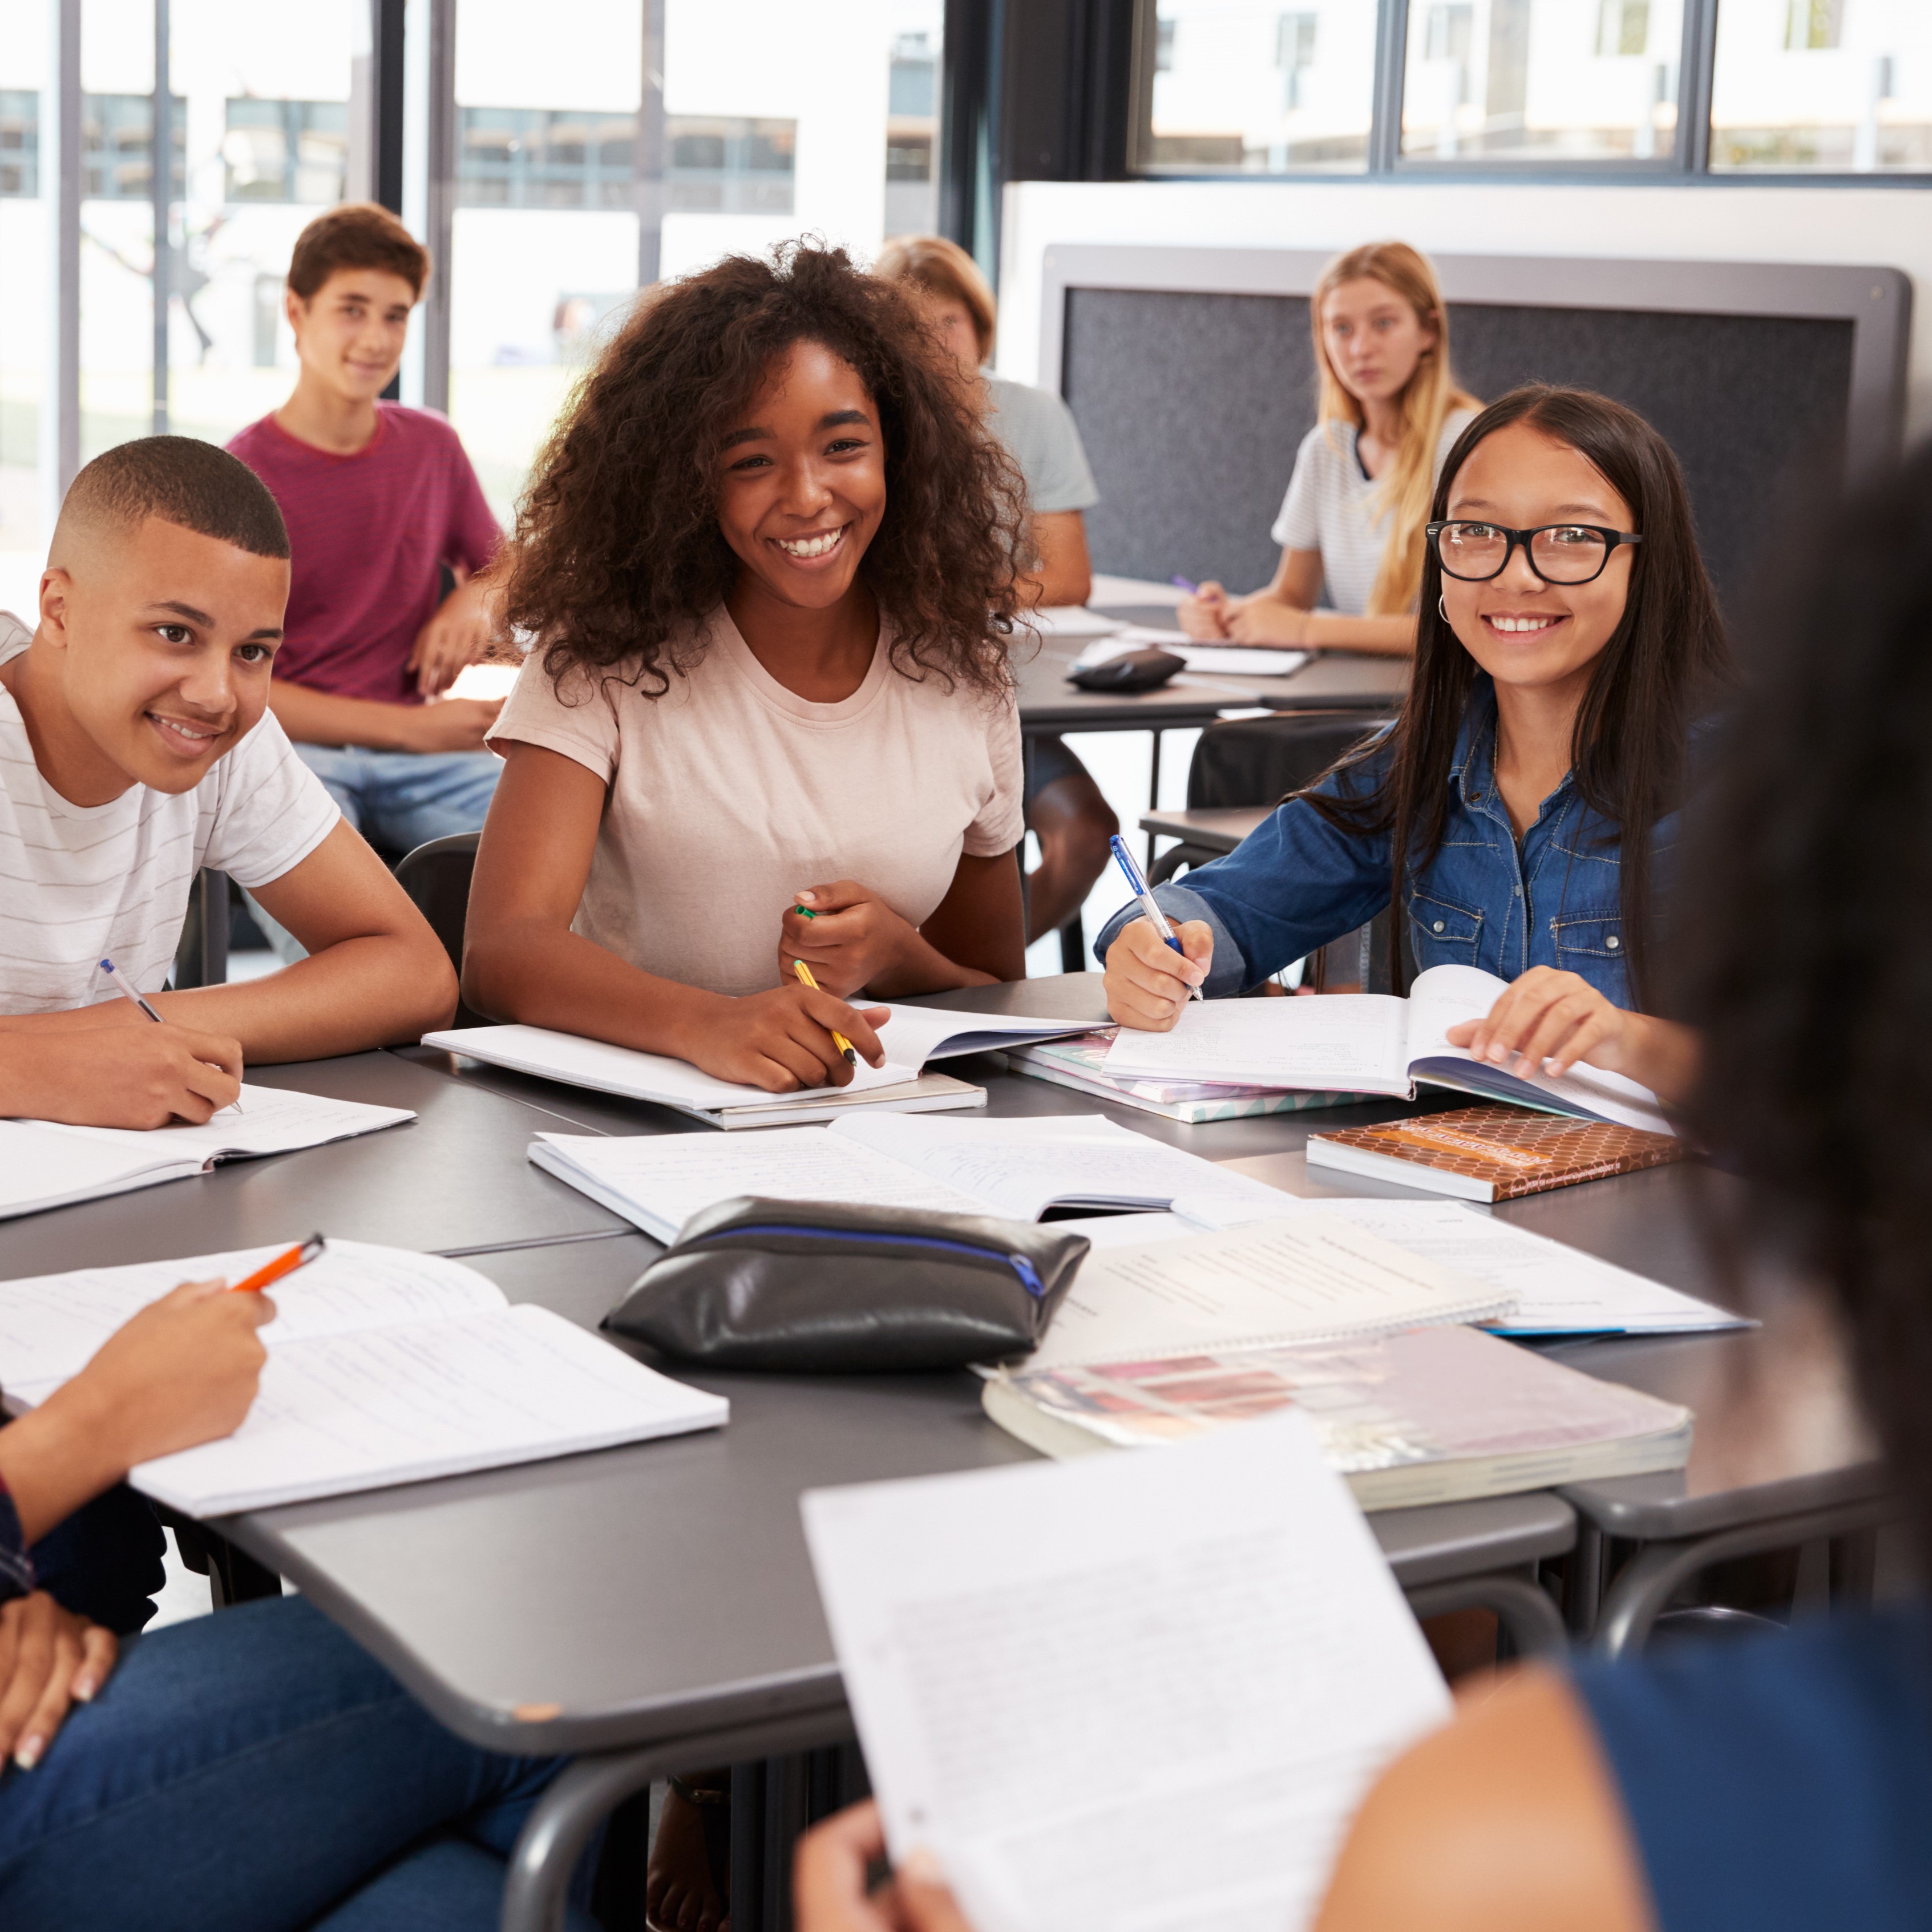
[227, 203, 504, 908]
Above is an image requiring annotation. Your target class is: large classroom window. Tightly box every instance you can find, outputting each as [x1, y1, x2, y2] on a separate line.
[1130, 0, 1932, 176]
[1138, 0, 1378, 172]
[1710, 0, 1932, 172]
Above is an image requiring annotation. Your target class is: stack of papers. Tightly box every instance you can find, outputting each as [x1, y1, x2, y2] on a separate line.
[0, 1086, 416, 1221]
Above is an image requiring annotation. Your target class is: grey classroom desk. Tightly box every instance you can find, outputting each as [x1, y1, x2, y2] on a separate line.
[0, 1052, 630, 1275]
[223, 1233, 1573, 1932]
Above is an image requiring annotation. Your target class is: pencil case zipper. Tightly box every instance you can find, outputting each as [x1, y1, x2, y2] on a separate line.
[684, 1223, 1048, 1299]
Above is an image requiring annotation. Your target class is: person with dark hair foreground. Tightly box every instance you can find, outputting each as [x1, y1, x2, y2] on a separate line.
[1098, 385, 1729, 1108]
[795, 441, 1932, 1932]
[464, 242, 1029, 1099]
[0, 1276, 595, 1932]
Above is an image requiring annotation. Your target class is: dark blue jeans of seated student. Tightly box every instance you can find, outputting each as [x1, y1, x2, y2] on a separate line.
[27, 1482, 165, 1635]
[0, 1594, 599, 1932]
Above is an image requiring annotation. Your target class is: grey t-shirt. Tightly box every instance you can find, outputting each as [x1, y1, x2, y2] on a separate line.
[984, 375, 1100, 515]
[1270, 408, 1478, 615]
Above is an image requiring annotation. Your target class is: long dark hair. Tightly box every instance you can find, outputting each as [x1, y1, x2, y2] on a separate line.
[1679, 440, 1932, 1563]
[1308, 385, 1733, 1006]
[496, 240, 1028, 698]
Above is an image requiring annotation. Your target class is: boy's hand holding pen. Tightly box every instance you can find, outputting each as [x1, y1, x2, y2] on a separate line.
[98, 957, 244, 1115]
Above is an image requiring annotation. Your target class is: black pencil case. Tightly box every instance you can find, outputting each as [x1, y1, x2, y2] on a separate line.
[602, 1197, 1089, 1372]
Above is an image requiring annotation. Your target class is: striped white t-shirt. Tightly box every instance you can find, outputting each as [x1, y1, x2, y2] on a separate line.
[0, 613, 340, 1015]
[1270, 408, 1479, 615]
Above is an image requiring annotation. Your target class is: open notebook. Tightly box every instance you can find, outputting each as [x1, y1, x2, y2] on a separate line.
[529, 1113, 1302, 1243]
[422, 1007, 1090, 1129]
[803, 1414, 1449, 1932]
[0, 1239, 726, 1514]
[1104, 963, 1672, 1133]
[0, 1086, 415, 1222]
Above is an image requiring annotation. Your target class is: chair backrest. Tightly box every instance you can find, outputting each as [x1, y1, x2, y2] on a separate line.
[1186, 709, 1392, 810]
[394, 831, 486, 1025]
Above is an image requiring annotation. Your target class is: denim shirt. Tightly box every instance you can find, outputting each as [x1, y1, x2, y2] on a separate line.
[1096, 684, 1675, 1010]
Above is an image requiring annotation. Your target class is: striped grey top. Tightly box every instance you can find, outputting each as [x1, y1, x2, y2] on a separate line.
[0, 613, 339, 1015]
[1270, 408, 1478, 615]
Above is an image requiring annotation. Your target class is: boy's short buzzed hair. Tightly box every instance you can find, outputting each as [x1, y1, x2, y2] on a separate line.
[57, 436, 291, 560]
[288, 201, 431, 303]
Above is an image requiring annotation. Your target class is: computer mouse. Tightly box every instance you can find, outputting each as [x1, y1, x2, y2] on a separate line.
[1068, 647, 1185, 693]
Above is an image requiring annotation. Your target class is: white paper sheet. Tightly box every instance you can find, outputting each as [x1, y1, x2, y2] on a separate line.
[125, 1304, 728, 1514]
[1309, 1198, 1746, 1335]
[1025, 1215, 1513, 1369]
[802, 1413, 1449, 1932]
[0, 1239, 508, 1388]
[1073, 632, 1310, 677]
[0, 1121, 202, 1220]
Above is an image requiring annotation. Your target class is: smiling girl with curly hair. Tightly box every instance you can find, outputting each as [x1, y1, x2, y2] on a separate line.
[463, 241, 1032, 1094]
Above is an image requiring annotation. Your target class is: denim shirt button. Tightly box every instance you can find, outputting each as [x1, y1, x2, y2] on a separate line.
[1432, 920, 1445, 933]
[1607, 934, 1620, 949]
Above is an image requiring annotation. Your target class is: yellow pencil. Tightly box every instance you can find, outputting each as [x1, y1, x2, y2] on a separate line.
[791, 958, 858, 1065]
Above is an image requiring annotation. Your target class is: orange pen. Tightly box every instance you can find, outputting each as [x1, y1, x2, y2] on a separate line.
[229, 1234, 327, 1294]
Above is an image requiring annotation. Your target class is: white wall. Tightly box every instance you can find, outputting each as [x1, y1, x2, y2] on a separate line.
[996, 178, 1932, 440]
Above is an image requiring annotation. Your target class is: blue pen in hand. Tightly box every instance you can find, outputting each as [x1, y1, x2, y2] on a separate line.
[98, 956, 244, 1113]
[1108, 835, 1203, 1001]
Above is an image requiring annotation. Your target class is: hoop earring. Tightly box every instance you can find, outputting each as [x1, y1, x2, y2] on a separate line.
[1437, 595, 1448, 623]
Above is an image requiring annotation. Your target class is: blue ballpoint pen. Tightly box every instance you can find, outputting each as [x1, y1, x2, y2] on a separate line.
[1107, 835, 1202, 1001]
[98, 957, 243, 1112]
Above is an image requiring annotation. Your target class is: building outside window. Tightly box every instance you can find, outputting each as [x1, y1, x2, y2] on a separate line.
[1711, 0, 1930, 172]
[1138, 0, 1378, 171]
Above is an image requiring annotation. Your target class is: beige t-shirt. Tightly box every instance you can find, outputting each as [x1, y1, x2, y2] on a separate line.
[487, 607, 1024, 998]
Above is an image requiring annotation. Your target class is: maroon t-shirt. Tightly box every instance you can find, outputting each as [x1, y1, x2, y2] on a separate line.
[227, 404, 500, 705]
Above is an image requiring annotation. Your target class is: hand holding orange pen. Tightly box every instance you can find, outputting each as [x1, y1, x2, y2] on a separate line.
[229, 1234, 327, 1295]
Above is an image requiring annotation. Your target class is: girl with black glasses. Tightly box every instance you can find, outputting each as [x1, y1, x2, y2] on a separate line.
[1098, 385, 1732, 1109]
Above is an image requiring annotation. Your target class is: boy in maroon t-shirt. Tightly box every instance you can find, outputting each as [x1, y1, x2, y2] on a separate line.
[227, 204, 504, 896]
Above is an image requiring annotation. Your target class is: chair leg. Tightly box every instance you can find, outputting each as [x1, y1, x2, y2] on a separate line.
[1058, 912, 1085, 974]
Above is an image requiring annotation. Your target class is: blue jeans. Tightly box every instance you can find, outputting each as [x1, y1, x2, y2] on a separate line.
[249, 745, 501, 964]
[0, 1595, 598, 1932]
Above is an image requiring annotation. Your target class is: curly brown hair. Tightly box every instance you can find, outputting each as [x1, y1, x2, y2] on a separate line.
[495, 241, 1029, 698]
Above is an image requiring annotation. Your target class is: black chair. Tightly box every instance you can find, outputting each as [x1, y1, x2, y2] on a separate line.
[1150, 709, 1393, 886]
[1150, 709, 1397, 992]
[171, 867, 232, 990]
[394, 830, 491, 1027]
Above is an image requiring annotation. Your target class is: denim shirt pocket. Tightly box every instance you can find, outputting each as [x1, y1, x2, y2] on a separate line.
[1409, 890, 1484, 965]
[1550, 910, 1626, 964]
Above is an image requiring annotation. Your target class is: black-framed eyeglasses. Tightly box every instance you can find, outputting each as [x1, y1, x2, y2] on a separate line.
[1426, 520, 1644, 586]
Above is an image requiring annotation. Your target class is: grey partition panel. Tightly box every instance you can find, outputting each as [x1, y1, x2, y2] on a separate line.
[1044, 245, 1909, 610]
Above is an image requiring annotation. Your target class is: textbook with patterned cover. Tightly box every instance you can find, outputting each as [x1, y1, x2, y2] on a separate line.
[1306, 1103, 1683, 1202]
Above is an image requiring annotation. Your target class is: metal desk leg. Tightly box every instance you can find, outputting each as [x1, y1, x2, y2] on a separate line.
[1406, 1572, 1569, 1659]
[502, 1747, 662, 1932]
[1146, 730, 1163, 872]
[1593, 1496, 1903, 1662]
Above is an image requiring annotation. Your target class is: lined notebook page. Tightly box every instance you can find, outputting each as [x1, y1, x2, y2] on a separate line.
[127, 1303, 729, 1515]
[43, 1084, 415, 1159]
[1101, 999, 1412, 1091]
[0, 1240, 507, 1390]
[1024, 1216, 1513, 1369]
[803, 1413, 1448, 1932]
